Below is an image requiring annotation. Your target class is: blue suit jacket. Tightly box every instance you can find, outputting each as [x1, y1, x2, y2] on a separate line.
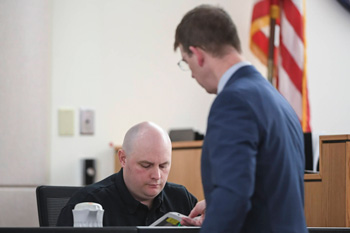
[201, 65, 308, 233]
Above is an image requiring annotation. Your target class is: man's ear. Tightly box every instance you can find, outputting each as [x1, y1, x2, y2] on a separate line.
[189, 46, 204, 67]
[118, 149, 127, 167]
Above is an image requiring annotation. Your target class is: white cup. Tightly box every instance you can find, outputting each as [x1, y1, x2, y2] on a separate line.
[72, 202, 104, 227]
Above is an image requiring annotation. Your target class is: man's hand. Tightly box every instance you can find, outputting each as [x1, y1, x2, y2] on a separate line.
[181, 200, 206, 226]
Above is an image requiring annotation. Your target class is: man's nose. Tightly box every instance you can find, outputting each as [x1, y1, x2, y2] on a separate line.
[151, 167, 161, 180]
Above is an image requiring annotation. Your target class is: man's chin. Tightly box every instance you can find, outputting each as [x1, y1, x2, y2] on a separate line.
[144, 187, 162, 197]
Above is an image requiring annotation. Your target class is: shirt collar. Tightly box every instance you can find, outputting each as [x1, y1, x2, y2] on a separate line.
[217, 61, 251, 94]
[115, 168, 164, 214]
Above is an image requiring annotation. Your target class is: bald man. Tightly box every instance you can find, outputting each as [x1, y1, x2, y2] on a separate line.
[57, 122, 197, 226]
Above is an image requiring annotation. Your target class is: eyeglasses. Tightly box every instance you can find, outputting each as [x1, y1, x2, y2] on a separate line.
[177, 59, 190, 71]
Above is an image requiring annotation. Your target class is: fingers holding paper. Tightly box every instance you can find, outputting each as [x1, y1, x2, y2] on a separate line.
[181, 200, 206, 226]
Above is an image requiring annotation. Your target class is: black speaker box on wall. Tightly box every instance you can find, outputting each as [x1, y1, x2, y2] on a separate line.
[83, 159, 96, 185]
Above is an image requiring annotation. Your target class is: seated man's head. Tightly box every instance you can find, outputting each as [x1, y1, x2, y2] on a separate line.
[118, 121, 172, 207]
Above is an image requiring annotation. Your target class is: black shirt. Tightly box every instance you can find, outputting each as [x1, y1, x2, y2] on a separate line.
[56, 169, 197, 226]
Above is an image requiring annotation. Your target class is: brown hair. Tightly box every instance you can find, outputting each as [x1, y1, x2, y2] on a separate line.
[174, 4, 241, 57]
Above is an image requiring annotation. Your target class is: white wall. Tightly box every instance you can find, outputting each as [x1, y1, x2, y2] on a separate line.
[306, 0, 350, 134]
[50, 0, 350, 185]
[306, 0, 350, 169]
[50, 0, 258, 185]
[0, 0, 51, 227]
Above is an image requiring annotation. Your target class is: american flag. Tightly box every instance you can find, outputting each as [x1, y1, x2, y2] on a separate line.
[250, 0, 311, 133]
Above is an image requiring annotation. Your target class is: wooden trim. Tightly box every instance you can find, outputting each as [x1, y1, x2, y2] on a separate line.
[320, 134, 350, 141]
[114, 141, 204, 152]
[346, 141, 350, 226]
[304, 173, 322, 181]
[171, 141, 203, 150]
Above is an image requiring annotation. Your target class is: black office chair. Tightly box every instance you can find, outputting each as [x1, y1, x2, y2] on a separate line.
[36, 185, 82, 227]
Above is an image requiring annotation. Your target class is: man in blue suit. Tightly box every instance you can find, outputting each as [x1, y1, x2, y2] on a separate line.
[174, 5, 308, 233]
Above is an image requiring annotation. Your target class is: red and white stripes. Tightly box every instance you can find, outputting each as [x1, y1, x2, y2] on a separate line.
[250, 0, 311, 132]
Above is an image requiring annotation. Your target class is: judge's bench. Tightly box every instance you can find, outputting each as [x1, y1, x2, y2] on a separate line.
[115, 134, 350, 227]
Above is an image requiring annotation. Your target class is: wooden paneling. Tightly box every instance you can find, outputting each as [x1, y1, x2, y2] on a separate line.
[304, 179, 323, 226]
[304, 135, 350, 227]
[168, 145, 204, 201]
[114, 146, 121, 172]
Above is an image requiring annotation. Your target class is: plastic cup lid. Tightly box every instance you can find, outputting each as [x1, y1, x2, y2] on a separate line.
[74, 202, 103, 211]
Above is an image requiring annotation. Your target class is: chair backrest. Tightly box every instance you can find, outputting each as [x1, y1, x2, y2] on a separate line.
[36, 185, 82, 227]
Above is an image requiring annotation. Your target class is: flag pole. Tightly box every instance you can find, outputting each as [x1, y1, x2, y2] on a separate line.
[267, 1, 279, 85]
